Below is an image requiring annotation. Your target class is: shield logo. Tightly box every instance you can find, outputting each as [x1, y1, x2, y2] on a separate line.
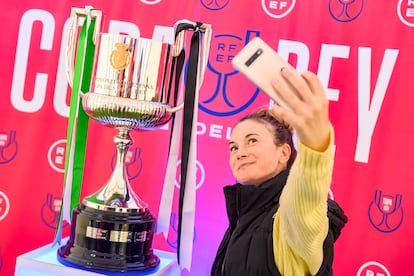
[398, 0, 414, 27]
[379, 195, 398, 214]
[110, 43, 131, 71]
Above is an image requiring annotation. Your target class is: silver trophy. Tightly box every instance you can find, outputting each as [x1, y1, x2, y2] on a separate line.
[57, 7, 211, 271]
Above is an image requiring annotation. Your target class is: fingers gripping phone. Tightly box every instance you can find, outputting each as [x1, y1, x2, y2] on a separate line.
[231, 37, 297, 110]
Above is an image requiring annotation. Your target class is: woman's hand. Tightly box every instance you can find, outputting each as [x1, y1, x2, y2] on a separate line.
[271, 68, 331, 152]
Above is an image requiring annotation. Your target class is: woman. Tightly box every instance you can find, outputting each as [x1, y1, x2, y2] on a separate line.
[211, 68, 347, 275]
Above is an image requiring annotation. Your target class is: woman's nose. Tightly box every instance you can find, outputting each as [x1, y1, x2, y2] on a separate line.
[236, 148, 248, 159]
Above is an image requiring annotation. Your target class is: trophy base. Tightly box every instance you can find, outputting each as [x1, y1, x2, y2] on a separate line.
[57, 203, 160, 272]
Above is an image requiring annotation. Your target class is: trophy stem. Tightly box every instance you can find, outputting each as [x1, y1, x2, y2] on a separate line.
[59, 128, 160, 272]
[83, 127, 148, 212]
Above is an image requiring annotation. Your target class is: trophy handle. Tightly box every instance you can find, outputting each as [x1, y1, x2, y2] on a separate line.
[171, 21, 212, 112]
[169, 103, 184, 113]
[66, 6, 102, 88]
[172, 21, 212, 57]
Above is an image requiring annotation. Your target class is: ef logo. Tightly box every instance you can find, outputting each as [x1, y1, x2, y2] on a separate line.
[262, 0, 296, 18]
[140, 0, 162, 4]
[368, 190, 403, 233]
[357, 261, 391, 276]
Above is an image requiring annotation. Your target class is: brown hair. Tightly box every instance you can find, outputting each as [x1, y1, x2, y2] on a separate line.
[235, 108, 297, 168]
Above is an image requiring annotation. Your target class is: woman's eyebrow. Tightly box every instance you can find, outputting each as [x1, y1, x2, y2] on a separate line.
[229, 133, 259, 145]
[245, 133, 258, 138]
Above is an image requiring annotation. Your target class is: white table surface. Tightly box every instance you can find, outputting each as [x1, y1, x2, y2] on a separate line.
[15, 238, 180, 276]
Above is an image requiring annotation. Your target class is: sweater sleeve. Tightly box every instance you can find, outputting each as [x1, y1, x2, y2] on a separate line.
[273, 126, 335, 275]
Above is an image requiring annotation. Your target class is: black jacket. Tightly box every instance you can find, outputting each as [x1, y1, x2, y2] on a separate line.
[211, 170, 347, 276]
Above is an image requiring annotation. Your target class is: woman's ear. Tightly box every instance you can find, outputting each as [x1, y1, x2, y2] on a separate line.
[279, 144, 291, 164]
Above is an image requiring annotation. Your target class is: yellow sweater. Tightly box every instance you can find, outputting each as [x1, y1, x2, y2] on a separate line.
[273, 128, 335, 276]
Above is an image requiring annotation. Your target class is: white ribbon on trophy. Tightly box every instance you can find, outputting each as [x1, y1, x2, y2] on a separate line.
[157, 19, 212, 271]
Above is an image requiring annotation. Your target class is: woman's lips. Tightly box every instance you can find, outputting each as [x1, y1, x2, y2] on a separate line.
[237, 161, 254, 171]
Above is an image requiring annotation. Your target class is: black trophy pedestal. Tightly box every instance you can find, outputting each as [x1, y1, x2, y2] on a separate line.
[57, 203, 160, 272]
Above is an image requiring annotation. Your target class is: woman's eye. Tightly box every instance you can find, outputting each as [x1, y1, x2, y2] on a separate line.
[248, 138, 257, 145]
[229, 145, 238, 152]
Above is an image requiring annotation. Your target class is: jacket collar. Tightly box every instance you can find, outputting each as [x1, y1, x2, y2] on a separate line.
[223, 169, 289, 227]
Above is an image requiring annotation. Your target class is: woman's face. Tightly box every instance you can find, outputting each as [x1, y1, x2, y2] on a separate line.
[229, 119, 291, 186]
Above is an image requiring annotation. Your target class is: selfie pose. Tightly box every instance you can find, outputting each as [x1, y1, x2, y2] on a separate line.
[211, 68, 347, 275]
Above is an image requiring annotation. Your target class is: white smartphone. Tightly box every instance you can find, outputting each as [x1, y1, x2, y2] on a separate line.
[231, 37, 297, 110]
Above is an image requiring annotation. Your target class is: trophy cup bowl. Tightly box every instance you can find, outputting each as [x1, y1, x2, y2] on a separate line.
[57, 17, 180, 271]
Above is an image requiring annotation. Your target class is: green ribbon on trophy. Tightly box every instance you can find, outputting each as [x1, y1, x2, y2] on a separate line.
[53, 8, 98, 246]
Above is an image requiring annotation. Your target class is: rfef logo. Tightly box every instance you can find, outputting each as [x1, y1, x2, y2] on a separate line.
[48, 139, 66, 173]
[398, 0, 414, 27]
[0, 191, 10, 221]
[175, 160, 206, 190]
[200, 31, 261, 116]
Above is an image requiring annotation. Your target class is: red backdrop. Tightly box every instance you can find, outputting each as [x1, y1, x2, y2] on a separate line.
[1, 1, 414, 275]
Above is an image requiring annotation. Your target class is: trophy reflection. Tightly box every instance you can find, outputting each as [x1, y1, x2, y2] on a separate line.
[57, 7, 210, 271]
